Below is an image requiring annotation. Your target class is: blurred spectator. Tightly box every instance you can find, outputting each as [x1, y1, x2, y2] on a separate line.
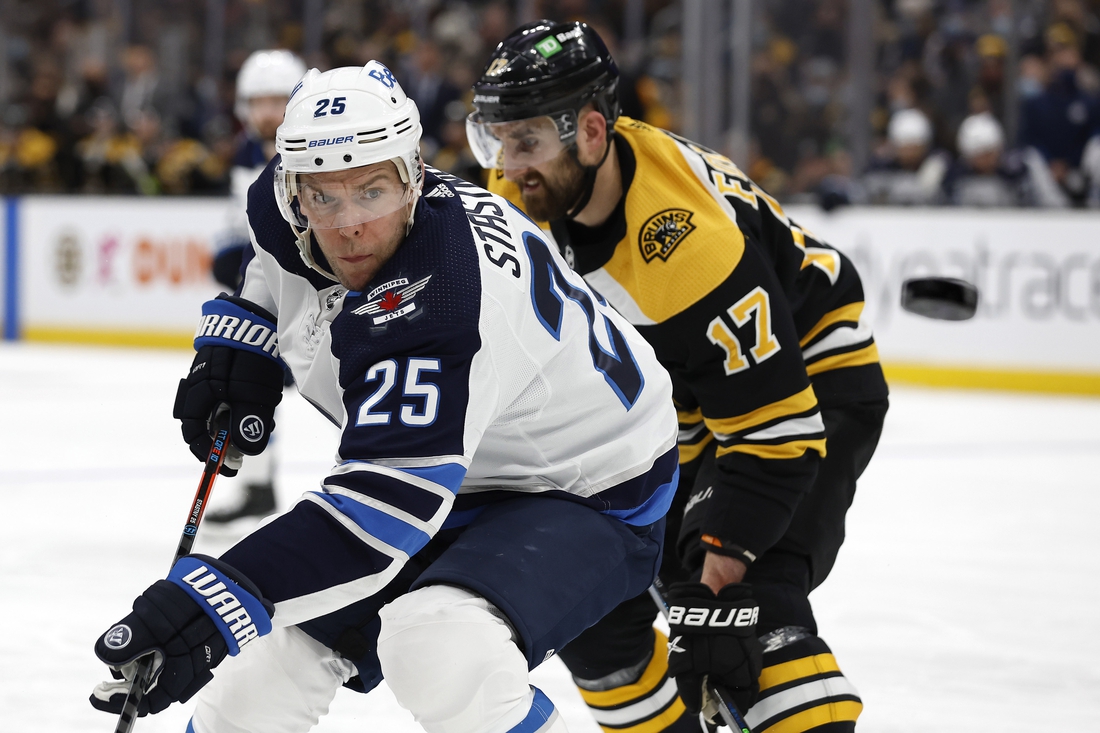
[76, 98, 153, 194]
[431, 99, 483, 185]
[863, 108, 950, 204]
[405, 38, 463, 160]
[973, 34, 1007, 120]
[119, 46, 166, 132]
[1019, 23, 1100, 203]
[945, 111, 1067, 207]
[2, 0, 1100, 208]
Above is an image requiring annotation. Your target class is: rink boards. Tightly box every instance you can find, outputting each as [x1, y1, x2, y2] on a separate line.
[1, 196, 1098, 394]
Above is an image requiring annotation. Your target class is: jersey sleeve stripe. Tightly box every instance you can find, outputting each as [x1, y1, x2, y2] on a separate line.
[332, 461, 459, 500]
[799, 302, 864, 348]
[677, 406, 704, 424]
[806, 342, 880, 376]
[301, 492, 421, 560]
[678, 433, 714, 463]
[678, 421, 709, 442]
[802, 317, 874, 361]
[272, 559, 405, 627]
[704, 385, 818, 436]
[396, 463, 468, 494]
[322, 472, 447, 524]
[743, 413, 826, 441]
[717, 437, 827, 460]
[319, 486, 442, 537]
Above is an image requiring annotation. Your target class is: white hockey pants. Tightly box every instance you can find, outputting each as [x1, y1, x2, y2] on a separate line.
[187, 585, 566, 733]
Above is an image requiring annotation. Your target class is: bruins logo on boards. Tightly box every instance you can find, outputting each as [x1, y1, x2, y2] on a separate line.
[639, 209, 695, 262]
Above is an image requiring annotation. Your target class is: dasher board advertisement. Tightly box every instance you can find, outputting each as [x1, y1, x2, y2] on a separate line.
[19, 196, 228, 347]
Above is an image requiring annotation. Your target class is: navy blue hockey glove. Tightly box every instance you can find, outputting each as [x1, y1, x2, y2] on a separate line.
[173, 294, 284, 475]
[90, 555, 273, 717]
[666, 582, 763, 721]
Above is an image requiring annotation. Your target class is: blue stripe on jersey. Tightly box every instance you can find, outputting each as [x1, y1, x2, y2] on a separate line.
[312, 491, 432, 558]
[186, 718, 196, 733]
[602, 465, 679, 526]
[324, 469, 447, 522]
[221, 501, 395, 604]
[396, 463, 467, 494]
[595, 446, 680, 525]
[508, 688, 557, 733]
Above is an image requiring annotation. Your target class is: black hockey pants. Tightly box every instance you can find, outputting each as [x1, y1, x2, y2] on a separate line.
[558, 398, 888, 679]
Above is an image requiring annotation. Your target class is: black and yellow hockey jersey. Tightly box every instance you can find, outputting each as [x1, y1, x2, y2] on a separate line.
[488, 117, 888, 564]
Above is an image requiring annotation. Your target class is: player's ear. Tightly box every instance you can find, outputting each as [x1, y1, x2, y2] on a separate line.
[576, 107, 608, 165]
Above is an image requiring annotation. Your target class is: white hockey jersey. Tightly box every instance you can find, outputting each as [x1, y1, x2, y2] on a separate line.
[217, 163, 679, 626]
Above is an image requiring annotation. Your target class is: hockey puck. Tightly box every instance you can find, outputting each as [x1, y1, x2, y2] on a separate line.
[900, 277, 979, 321]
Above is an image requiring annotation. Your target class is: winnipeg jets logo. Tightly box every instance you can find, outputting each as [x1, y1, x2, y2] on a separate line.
[351, 275, 432, 324]
[425, 183, 454, 198]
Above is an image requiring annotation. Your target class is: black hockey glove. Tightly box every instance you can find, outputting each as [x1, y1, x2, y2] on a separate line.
[90, 555, 273, 717]
[173, 294, 284, 475]
[666, 582, 763, 721]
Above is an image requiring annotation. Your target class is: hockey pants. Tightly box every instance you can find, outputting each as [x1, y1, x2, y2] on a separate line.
[557, 399, 888, 733]
[188, 495, 665, 733]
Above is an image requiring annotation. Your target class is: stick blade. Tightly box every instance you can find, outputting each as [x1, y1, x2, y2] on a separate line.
[900, 277, 979, 321]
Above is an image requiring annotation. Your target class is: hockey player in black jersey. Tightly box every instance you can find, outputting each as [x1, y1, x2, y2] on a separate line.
[90, 61, 682, 733]
[470, 21, 889, 733]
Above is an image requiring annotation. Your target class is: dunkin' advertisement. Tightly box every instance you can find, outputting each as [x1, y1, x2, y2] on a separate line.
[17, 196, 226, 346]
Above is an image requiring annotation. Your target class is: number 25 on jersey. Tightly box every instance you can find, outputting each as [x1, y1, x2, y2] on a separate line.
[706, 286, 780, 375]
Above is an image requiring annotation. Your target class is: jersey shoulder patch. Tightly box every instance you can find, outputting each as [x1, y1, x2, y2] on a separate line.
[600, 118, 746, 324]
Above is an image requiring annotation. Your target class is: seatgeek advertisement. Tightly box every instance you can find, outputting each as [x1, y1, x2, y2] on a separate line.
[787, 206, 1100, 383]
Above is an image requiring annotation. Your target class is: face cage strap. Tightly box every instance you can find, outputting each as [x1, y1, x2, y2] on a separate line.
[564, 129, 615, 221]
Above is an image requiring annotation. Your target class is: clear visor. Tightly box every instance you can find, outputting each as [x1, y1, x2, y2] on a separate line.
[466, 111, 577, 172]
[277, 166, 413, 230]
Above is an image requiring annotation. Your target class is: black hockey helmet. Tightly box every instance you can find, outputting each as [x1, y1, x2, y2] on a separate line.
[467, 20, 621, 171]
[472, 20, 620, 125]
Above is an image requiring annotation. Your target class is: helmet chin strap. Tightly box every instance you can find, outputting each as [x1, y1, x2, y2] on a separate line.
[294, 226, 341, 283]
[564, 132, 614, 221]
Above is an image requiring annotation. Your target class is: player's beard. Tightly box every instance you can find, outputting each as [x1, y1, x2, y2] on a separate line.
[517, 151, 587, 222]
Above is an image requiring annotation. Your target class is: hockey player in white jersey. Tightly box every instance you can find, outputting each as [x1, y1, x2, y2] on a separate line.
[206, 49, 307, 526]
[90, 61, 680, 733]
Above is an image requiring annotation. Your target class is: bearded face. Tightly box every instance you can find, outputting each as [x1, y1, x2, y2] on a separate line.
[509, 149, 587, 222]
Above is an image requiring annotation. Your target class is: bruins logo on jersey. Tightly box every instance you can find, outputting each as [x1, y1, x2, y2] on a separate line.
[639, 209, 695, 262]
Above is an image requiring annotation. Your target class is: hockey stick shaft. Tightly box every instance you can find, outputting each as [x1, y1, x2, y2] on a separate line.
[648, 584, 753, 733]
[112, 413, 233, 733]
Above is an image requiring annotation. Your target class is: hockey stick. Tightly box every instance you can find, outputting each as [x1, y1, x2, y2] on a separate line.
[112, 411, 233, 733]
[648, 584, 753, 733]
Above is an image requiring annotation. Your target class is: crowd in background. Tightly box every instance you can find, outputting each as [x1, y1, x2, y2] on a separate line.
[3, 0, 1100, 207]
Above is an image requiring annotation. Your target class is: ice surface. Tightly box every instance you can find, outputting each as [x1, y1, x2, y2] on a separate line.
[2, 342, 1098, 732]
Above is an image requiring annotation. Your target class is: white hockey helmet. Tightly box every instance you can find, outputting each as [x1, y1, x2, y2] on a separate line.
[274, 61, 424, 277]
[957, 112, 1004, 159]
[888, 108, 933, 148]
[234, 50, 307, 122]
